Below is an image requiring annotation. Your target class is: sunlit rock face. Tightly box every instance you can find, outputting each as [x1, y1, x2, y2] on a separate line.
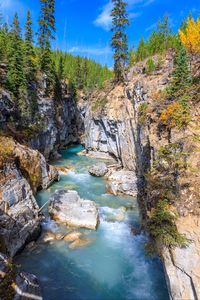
[0, 140, 59, 257]
[49, 190, 99, 230]
[0, 162, 40, 257]
[83, 51, 200, 300]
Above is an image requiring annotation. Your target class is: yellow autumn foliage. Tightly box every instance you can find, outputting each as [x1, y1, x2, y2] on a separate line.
[160, 102, 190, 129]
[179, 18, 200, 53]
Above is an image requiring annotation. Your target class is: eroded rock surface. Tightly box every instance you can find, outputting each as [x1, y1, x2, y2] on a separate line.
[0, 162, 41, 257]
[0, 253, 43, 300]
[107, 170, 137, 196]
[49, 190, 99, 230]
[88, 162, 108, 177]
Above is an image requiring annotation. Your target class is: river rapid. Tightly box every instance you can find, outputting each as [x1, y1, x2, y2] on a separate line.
[15, 145, 169, 300]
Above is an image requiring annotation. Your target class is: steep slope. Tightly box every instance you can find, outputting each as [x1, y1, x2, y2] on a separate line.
[82, 50, 200, 299]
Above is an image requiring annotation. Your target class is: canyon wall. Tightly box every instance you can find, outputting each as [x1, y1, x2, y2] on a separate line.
[83, 51, 200, 300]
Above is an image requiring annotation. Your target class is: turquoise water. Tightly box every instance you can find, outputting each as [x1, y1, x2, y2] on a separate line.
[15, 145, 169, 300]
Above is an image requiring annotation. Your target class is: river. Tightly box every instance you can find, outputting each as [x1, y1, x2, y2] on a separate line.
[15, 145, 169, 300]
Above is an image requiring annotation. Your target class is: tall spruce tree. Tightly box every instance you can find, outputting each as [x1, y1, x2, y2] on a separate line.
[7, 13, 25, 99]
[111, 0, 129, 82]
[25, 10, 37, 83]
[38, 0, 55, 82]
[169, 46, 192, 95]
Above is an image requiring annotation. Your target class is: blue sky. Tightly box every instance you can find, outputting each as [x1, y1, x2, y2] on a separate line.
[1, 0, 200, 67]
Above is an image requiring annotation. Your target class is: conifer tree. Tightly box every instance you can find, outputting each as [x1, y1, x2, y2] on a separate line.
[75, 56, 83, 89]
[38, 0, 55, 77]
[58, 55, 64, 80]
[7, 13, 25, 99]
[24, 10, 37, 83]
[169, 46, 192, 94]
[83, 57, 89, 88]
[111, 0, 129, 82]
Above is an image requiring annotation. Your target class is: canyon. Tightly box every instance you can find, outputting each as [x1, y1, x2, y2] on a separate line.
[0, 51, 200, 299]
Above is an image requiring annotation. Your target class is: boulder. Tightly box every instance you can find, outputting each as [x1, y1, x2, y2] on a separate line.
[107, 170, 137, 196]
[68, 238, 94, 249]
[0, 253, 43, 300]
[49, 190, 99, 230]
[64, 231, 82, 242]
[13, 272, 43, 300]
[88, 162, 108, 177]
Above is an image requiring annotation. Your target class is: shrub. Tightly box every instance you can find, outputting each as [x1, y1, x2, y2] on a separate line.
[148, 199, 189, 248]
[138, 102, 149, 124]
[91, 97, 107, 112]
[160, 101, 191, 129]
[145, 58, 156, 74]
[0, 136, 15, 160]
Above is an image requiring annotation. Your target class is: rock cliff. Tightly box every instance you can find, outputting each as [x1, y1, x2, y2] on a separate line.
[0, 137, 58, 256]
[83, 51, 200, 299]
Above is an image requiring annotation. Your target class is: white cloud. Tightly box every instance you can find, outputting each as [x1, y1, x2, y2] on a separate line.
[145, 22, 157, 31]
[94, 2, 113, 31]
[0, 0, 27, 21]
[68, 45, 112, 56]
[94, 0, 155, 31]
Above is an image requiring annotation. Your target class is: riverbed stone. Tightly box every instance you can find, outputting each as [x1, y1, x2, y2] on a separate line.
[49, 190, 99, 230]
[68, 238, 94, 249]
[13, 272, 43, 300]
[88, 162, 108, 177]
[107, 170, 138, 196]
[64, 231, 82, 242]
[0, 253, 43, 300]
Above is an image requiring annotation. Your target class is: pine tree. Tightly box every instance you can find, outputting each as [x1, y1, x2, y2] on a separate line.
[58, 55, 64, 80]
[83, 57, 89, 88]
[7, 13, 25, 99]
[24, 10, 37, 83]
[75, 56, 83, 89]
[111, 0, 129, 82]
[169, 46, 192, 94]
[38, 0, 55, 77]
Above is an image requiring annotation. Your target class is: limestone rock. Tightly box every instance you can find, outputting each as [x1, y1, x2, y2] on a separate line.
[64, 231, 82, 242]
[49, 190, 99, 230]
[107, 170, 137, 196]
[0, 253, 43, 300]
[13, 272, 43, 300]
[68, 238, 94, 249]
[88, 162, 108, 177]
[163, 215, 200, 300]
[0, 162, 41, 257]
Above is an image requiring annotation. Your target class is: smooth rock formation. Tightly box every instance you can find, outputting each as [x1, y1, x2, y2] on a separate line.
[88, 162, 108, 177]
[64, 231, 82, 242]
[49, 190, 99, 230]
[0, 162, 41, 257]
[68, 238, 94, 249]
[107, 170, 137, 196]
[163, 215, 200, 300]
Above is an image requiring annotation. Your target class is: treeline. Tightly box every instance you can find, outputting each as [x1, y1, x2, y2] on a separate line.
[0, 2, 112, 106]
[129, 14, 199, 64]
[52, 51, 112, 91]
